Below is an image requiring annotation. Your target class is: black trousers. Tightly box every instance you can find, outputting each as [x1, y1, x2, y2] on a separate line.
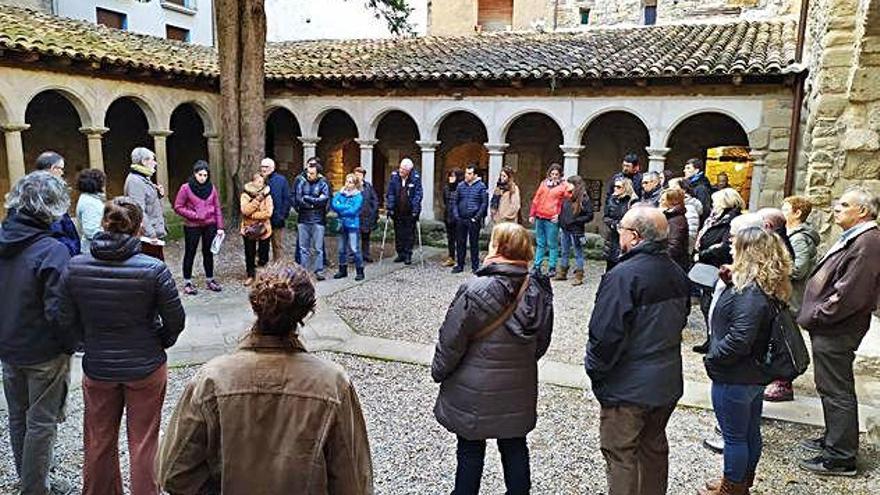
[360, 232, 372, 260]
[445, 220, 458, 259]
[699, 286, 714, 341]
[455, 219, 481, 271]
[182, 225, 217, 280]
[243, 236, 270, 277]
[393, 215, 416, 258]
[454, 435, 530, 495]
[812, 329, 868, 461]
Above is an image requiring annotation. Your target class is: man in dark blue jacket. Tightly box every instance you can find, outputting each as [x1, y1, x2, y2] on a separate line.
[34, 151, 80, 256]
[604, 152, 643, 209]
[684, 157, 714, 227]
[294, 161, 330, 280]
[260, 158, 291, 261]
[585, 207, 690, 495]
[385, 158, 423, 265]
[451, 165, 488, 273]
[0, 171, 80, 494]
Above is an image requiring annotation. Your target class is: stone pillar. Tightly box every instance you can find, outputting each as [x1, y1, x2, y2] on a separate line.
[149, 130, 173, 191]
[415, 140, 440, 220]
[80, 126, 109, 171]
[354, 138, 378, 180]
[560, 145, 584, 177]
[484, 143, 509, 197]
[748, 150, 768, 211]
[204, 132, 223, 193]
[299, 136, 320, 166]
[645, 146, 670, 173]
[2, 123, 29, 184]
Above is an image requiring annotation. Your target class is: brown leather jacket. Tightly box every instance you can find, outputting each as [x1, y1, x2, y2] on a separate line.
[158, 333, 373, 494]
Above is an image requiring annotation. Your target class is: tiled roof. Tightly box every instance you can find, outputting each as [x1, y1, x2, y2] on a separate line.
[0, 4, 802, 85]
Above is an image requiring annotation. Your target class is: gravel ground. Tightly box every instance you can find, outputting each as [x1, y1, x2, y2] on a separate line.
[1, 354, 876, 494]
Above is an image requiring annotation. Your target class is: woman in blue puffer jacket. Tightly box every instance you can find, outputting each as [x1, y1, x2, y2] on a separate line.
[331, 173, 365, 280]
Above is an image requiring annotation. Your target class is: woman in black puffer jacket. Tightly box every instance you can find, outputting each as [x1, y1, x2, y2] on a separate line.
[432, 222, 553, 495]
[63, 196, 185, 495]
[603, 177, 634, 272]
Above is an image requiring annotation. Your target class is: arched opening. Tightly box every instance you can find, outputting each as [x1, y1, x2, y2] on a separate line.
[579, 111, 650, 214]
[168, 103, 209, 199]
[265, 107, 303, 180]
[504, 113, 563, 219]
[373, 111, 420, 205]
[666, 112, 750, 177]
[23, 90, 88, 182]
[437, 111, 488, 219]
[317, 109, 359, 192]
[103, 98, 153, 197]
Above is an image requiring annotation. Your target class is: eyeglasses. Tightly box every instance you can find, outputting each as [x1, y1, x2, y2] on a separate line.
[617, 225, 639, 236]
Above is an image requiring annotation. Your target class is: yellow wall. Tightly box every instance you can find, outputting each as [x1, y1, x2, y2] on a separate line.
[513, 0, 549, 30]
[429, 0, 478, 36]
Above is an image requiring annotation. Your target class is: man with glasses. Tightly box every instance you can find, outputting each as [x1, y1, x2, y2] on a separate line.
[797, 187, 880, 476]
[260, 158, 292, 262]
[639, 171, 662, 207]
[586, 206, 690, 495]
[604, 153, 642, 208]
[33, 152, 81, 256]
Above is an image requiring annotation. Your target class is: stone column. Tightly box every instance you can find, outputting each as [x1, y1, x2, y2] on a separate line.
[204, 132, 223, 193]
[645, 146, 670, 173]
[560, 145, 584, 177]
[149, 130, 173, 192]
[354, 138, 378, 180]
[416, 140, 440, 221]
[748, 150, 768, 211]
[2, 123, 29, 185]
[484, 143, 509, 197]
[298, 136, 320, 166]
[80, 126, 109, 171]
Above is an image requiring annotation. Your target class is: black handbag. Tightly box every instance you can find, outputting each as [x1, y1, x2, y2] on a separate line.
[761, 299, 811, 381]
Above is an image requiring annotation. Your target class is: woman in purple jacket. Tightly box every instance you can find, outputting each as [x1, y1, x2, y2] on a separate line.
[173, 161, 225, 295]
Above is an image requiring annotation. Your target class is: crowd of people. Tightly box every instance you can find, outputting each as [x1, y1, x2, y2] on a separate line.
[0, 144, 878, 495]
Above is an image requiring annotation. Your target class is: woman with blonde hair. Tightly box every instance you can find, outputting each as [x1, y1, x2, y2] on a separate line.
[433, 222, 554, 494]
[331, 173, 366, 281]
[490, 166, 521, 224]
[602, 177, 635, 272]
[698, 227, 792, 495]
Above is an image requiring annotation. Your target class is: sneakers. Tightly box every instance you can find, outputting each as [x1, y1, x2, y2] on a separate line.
[183, 283, 198, 295]
[206, 280, 222, 292]
[451, 266, 464, 274]
[799, 437, 825, 453]
[799, 455, 857, 476]
[703, 427, 724, 454]
[442, 257, 456, 267]
[548, 268, 557, 278]
[315, 271, 326, 281]
[764, 379, 794, 402]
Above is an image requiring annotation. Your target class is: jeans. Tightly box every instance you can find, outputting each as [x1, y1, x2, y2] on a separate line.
[599, 404, 676, 495]
[182, 225, 217, 280]
[337, 229, 363, 269]
[812, 329, 867, 461]
[298, 223, 325, 273]
[2, 354, 71, 495]
[455, 218, 481, 271]
[533, 218, 559, 272]
[445, 220, 458, 259]
[711, 383, 765, 483]
[83, 364, 167, 495]
[243, 236, 270, 278]
[454, 435, 530, 495]
[393, 215, 417, 258]
[559, 231, 585, 270]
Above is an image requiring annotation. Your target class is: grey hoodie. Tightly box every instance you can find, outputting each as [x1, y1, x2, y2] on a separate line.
[788, 223, 820, 313]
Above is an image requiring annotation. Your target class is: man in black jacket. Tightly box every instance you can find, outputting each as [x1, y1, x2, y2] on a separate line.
[451, 165, 488, 273]
[0, 171, 80, 494]
[585, 207, 690, 495]
[684, 158, 714, 227]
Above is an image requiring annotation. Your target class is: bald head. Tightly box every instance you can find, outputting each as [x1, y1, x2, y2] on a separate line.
[260, 157, 276, 177]
[730, 212, 764, 236]
[619, 206, 668, 254]
[757, 207, 786, 231]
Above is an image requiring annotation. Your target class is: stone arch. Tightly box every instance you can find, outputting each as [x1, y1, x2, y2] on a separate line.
[578, 111, 651, 212]
[317, 109, 360, 191]
[367, 107, 422, 141]
[665, 108, 750, 146]
[576, 106, 652, 144]
[24, 86, 93, 128]
[103, 97, 154, 197]
[265, 106, 303, 178]
[436, 110, 489, 218]
[500, 109, 565, 144]
[23, 89, 89, 180]
[168, 103, 210, 198]
[309, 106, 363, 138]
[169, 99, 216, 135]
[504, 112, 564, 219]
[373, 110, 421, 203]
[665, 112, 750, 174]
[429, 107, 490, 142]
[102, 94, 159, 131]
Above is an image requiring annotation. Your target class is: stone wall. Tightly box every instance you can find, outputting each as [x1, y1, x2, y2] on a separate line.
[802, 0, 880, 248]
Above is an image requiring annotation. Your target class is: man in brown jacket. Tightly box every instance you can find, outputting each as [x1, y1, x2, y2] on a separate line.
[797, 186, 880, 477]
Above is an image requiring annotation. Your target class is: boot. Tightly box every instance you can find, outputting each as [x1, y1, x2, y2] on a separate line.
[554, 266, 568, 281]
[333, 265, 348, 279]
[697, 476, 750, 495]
[705, 472, 755, 491]
[355, 267, 365, 281]
[571, 269, 584, 286]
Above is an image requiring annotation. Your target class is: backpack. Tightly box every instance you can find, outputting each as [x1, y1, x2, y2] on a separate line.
[760, 299, 811, 381]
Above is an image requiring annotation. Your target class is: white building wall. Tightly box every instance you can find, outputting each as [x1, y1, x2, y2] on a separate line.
[55, 0, 214, 46]
[266, 0, 428, 41]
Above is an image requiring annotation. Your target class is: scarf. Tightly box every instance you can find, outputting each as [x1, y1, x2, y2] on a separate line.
[188, 177, 213, 200]
[545, 178, 561, 188]
[130, 163, 155, 178]
[244, 182, 269, 198]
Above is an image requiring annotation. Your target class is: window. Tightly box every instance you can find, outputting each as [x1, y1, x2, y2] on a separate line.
[165, 0, 188, 5]
[96, 8, 126, 30]
[166, 25, 191, 42]
[643, 1, 657, 25]
[580, 8, 590, 25]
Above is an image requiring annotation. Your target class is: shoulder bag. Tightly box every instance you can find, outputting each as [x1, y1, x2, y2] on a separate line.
[470, 274, 530, 342]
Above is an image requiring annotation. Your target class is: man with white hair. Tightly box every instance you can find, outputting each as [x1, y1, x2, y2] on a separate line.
[798, 186, 880, 476]
[0, 171, 80, 494]
[260, 157, 292, 261]
[125, 147, 167, 259]
[385, 158, 423, 265]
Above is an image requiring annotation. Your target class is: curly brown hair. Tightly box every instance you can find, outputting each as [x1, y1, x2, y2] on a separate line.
[248, 264, 317, 336]
[102, 196, 143, 235]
